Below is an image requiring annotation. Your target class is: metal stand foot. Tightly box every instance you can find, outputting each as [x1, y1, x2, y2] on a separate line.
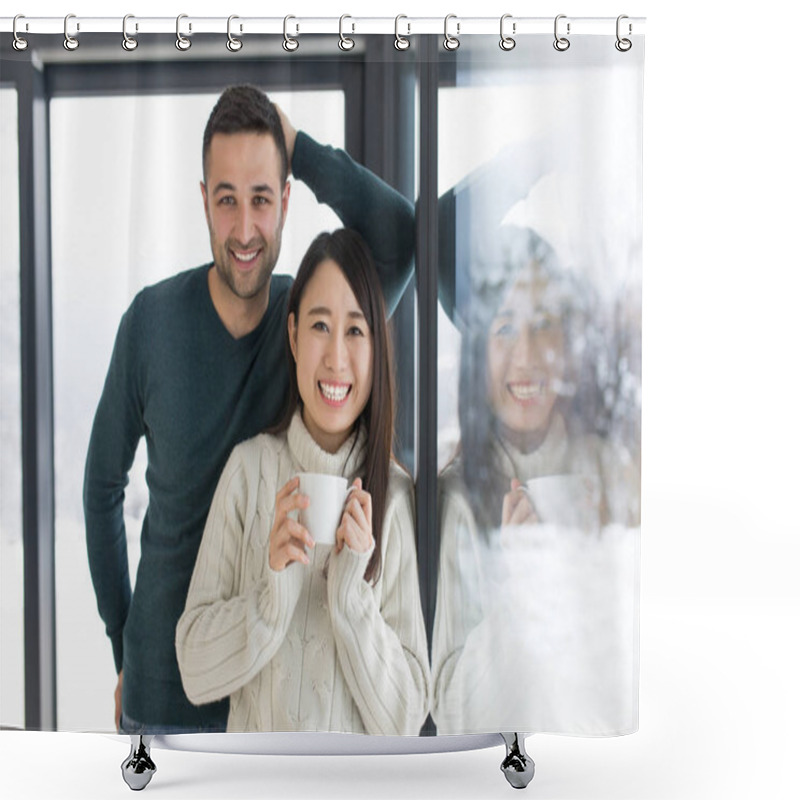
[500, 733, 535, 789]
[121, 734, 156, 791]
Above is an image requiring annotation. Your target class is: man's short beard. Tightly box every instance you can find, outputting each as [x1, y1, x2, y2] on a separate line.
[214, 233, 280, 300]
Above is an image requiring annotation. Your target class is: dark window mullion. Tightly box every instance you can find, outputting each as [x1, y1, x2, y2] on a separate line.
[3, 42, 366, 732]
[10, 57, 57, 732]
[415, 35, 439, 649]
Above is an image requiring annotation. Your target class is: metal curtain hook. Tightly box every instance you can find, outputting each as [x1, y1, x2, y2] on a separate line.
[283, 15, 299, 52]
[443, 14, 460, 51]
[615, 14, 632, 51]
[176, 14, 191, 50]
[499, 14, 516, 51]
[122, 14, 138, 51]
[339, 14, 355, 51]
[553, 14, 570, 51]
[394, 15, 410, 51]
[12, 15, 29, 51]
[63, 13, 79, 51]
[227, 15, 243, 51]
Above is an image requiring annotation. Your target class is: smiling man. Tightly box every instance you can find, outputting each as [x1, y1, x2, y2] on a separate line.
[202, 125, 289, 337]
[83, 85, 414, 735]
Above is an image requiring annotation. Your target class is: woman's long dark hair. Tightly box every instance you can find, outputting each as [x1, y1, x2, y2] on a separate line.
[271, 229, 394, 584]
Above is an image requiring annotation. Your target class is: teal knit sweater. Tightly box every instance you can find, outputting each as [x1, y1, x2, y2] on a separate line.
[83, 131, 415, 730]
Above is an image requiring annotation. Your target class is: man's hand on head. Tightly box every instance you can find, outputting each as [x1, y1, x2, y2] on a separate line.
[275, 104, 297, 176]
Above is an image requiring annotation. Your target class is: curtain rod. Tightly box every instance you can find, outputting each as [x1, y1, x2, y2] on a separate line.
[1, 15, 646, 37]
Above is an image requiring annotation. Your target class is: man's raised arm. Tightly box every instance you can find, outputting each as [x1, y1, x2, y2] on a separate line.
[278, 108, 415, 316]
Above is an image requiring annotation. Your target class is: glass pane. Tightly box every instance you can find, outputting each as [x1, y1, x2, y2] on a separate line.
[0, 86, 23, 730]
[51, 89, 345, 731]
[433, 39, 642, 735]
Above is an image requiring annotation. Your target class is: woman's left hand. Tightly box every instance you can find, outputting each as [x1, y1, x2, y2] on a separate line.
[335, 478, 374, 554]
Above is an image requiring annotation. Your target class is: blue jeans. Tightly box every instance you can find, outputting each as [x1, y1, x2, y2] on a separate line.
[120, 711, 226, 735]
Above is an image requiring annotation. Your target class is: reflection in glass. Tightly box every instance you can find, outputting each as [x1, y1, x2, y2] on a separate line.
[433, 226, 640, 735]
[432, 39, 642, 736]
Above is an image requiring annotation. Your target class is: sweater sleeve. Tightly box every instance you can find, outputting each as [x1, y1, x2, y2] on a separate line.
[83, 299, 145, 674]
[431, 487, 516, 734]
[326, 478, 431, 735]
[292, 131, 415, 317]
[437, 136, 560, 323]
[175, 446, 304, 706]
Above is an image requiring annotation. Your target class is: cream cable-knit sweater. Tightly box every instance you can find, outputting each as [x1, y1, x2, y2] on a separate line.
[432, 415, 640, 735]
[176, 411, 430, 734]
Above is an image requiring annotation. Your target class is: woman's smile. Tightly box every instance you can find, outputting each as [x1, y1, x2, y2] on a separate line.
[506, 379, 548, 404]
[318, 380, 352, 406]
[289, 258, 373, 453]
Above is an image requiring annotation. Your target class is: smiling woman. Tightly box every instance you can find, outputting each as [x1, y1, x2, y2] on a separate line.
[486, 254, 569, 453]
[289, 258, 374, 454]
[426, 30, 643, 740]
[433, 222, 640, 735]
[176, 228, 430, 734]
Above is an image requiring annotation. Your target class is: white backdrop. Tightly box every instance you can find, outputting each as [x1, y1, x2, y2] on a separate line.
[3, 1, 799, 798]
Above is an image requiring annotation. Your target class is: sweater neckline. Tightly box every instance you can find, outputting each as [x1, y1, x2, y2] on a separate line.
[287, 409, 367, 480]
[491, 412, 571, 480]
[200, 264, 279, 346]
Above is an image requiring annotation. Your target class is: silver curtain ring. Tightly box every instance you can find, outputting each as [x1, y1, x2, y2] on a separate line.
[63, 13, 79, 51]
[122, 14, 138, 51]
[176, 14, 191, 51]
[227, 15, 243, 52]
[499, 14, 516, 51]
[615, 15, 632, 52]
[283, 15, 299, 52]
[553, 14, 570, 51]
[12, 15, 29, 51]
[443, 14, 460, 51]
[394, 15, 410, 51]
[339, 14, 355, 51]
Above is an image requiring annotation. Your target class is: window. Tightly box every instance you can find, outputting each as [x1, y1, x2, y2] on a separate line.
[50, 89, 345, 731]
[0, 86, 23, 730]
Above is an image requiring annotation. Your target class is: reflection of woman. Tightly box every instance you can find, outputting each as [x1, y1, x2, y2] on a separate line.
[432, 226, 640, 735]
[176, 229, 430, 734]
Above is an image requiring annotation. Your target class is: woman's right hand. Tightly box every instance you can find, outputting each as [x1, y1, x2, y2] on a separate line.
[501, 478, 538, 527]
[268, 476, 314, 571]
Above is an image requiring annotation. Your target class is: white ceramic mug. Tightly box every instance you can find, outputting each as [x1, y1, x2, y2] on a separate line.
[297, 473, 357, 546]
[524, 474, 601, 531]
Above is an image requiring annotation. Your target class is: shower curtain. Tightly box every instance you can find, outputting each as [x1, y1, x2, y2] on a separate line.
[0, 18, 643, 742]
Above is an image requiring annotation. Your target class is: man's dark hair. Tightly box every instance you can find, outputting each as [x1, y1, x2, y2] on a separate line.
[202, 84, 289, 184]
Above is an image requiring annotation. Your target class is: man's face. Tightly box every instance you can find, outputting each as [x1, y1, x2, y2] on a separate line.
[201, 132, 289, 303]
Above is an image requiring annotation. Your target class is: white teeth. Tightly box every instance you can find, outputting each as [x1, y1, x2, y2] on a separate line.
[319, 382, 350, 402]
[508, 381, 546, 400]
[233, 250, 258, 262]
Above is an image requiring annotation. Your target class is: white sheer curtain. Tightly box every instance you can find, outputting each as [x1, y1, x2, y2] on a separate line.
[49, 90, 344, 731]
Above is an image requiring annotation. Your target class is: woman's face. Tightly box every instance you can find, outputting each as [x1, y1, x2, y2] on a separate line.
[486, 265, 566, 444]
[289, 259, 373, 453]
